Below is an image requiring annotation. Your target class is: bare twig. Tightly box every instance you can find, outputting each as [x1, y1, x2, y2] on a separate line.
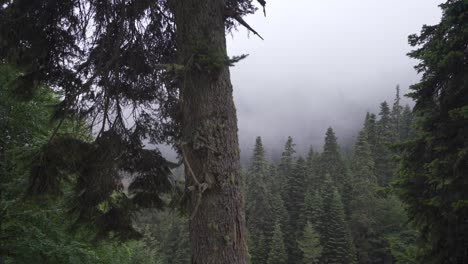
[225, 9, 264, 40]
[179, 142, 209, 220]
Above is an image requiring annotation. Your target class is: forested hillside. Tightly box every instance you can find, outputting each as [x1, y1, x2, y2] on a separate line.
[1, 64, 416, 263]
[244, 89, 416, 264]
[1, 0, 467, 263]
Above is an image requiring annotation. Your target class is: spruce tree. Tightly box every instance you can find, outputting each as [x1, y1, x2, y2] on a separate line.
[320, 175, 356, 264]
[318, 128, 348, 194]
[306, 146, 321, 191]
[349, 130, 378, 263]
[391, 85, 404, 142]
[245, 137, 274, 264]
[278, 136, 296, 199]
[269, 166, 289, 234]
[399, 105, 413, 142]
[267, 222, 288, 264]
[364, 112, 378, 157]
[254, 233, 269, 264]
[301, 190, 324, 233]
[285, 157, 307, 231]
[284, 157, 308, 263]
[375, 101, 395, 186]
[297, 222, 323, 264]
[397, 1, 468, 262]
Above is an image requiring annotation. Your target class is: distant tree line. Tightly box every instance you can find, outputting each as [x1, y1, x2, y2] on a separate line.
[244, 87, 416, 264]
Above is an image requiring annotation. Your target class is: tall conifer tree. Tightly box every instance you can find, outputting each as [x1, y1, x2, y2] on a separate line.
[306, 146, 321, 191]
[320, 175, 356, 264]
[318, 128, 348, 194]
[285, 157, 308, 263]
[245, 137, 274, 264]
[375, 102, 395, 186]
[399, 105, 413, 142]
[364, 112, 378, 157]
[268, 164, 289, 234]
[301, 190, 324, 236]
[278, 136, 296, 199]
[349, 130, 378, 263]
[397, 1, 468, 262]
[297, 222, 322, 264]
[391, 86, 404, 142]
[267, 222, 288, 264]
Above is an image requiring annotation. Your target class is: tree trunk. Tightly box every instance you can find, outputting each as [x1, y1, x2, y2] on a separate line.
[173, 1, 248, 263]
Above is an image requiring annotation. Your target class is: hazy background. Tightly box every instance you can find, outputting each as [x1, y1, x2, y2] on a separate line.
[227, 0, 443, 160]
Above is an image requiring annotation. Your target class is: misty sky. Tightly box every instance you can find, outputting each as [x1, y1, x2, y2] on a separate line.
[227, 0, 443, 158]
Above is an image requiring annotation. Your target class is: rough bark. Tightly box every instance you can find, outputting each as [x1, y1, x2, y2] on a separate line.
[173, 1, 248, 263]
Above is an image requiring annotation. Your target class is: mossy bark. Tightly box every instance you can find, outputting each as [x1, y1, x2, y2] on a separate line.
[173, 1, 247, 263]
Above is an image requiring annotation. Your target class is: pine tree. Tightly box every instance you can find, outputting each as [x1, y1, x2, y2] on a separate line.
[245, 137, 274, 264]
[397, 1, 468, 262]
[285, 157, 307, 231]
[269, 166, 289, 234]
[284, 157, 308, 263]
[320, 175, 356, 264]
[349, 130, 378, 263]
[317, 128, 348, 194]
[270, 190, 289, 234]
[278, 136, 296, 199]
[391, 85, 404, 142]
[375, 101, 395, 186]
[297, 222, 323, 264]
[364, 112, 378, 156]
[254, 233, 269, 264]
[306, 146, 321, 191]
[301, 190, 324, 233]
[399, 105, 413, 142]
[267, 222, 288, 264]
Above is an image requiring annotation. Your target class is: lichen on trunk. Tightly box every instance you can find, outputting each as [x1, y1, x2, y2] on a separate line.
[173, 0, 248, 263]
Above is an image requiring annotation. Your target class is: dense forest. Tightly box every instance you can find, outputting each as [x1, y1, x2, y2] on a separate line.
[1, 0, 468, 263]
[0, 70, 414, 263]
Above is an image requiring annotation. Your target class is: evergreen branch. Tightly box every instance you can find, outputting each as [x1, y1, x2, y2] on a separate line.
[227, 54, 249, 66]
[225, 9, 264, 40]
[47, 118, 65, 144]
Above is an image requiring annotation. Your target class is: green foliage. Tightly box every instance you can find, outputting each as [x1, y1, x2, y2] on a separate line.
[285, 157, 307, 226]
[133, 210, 191, 264]
[399, 105, 413, 142]
[297, 222, 322, 264]
[305, 146, 321, 191]
[396, 1, 468, 262]
[301, 190, 324, 234]
[364, 112, 378, 157]
[278, 136, 296, 198]
[267, 222, 288, 264]
[375, 101, 396, 186]
[269, 168, 290, 233]
[348, 130, 378, 263]
[386, 229, 419, 264]
[317, 128, 349, 195]
[284, 157, 308, 262]
[245, 137, 274, 264]
[0, 65, 158, 264]
[320, 176, 356, 264]
[391, 86, 404, 142]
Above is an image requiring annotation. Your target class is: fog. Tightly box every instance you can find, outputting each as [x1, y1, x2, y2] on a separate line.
[227, 0, 443, 159]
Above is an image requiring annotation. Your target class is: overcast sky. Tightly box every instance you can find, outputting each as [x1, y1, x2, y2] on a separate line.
[226, 0, 443, 158]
